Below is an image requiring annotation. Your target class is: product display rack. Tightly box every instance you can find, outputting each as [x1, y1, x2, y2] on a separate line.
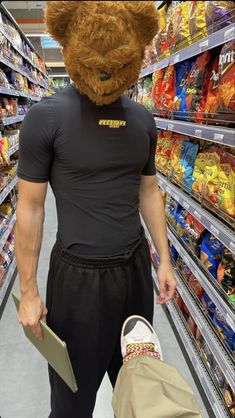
[0, 4, 49, 320]
[140, 23, 235, 77]
[137, 2, 235, 415]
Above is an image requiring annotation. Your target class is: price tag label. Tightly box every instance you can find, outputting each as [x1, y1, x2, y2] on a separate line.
[174, 193, 180, 202]
[199, 40, 209, 51]
[224, 27, 235, 42]
[173, 54, 180, 64]
[229, 241, 235, 253]
[210, 224, 219, 237]
[168, 123, 174, 130]
[194, 210, 201, 220]
[195, 129, 202, 138]
[182, 201, 189, 210]
[183, 254, 190, 264]
[214, 133, 224, 143]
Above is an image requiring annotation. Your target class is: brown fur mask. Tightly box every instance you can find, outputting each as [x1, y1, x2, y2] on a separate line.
[45, 1, 158, 105]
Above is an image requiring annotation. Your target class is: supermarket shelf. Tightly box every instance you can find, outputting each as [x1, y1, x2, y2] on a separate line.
[0, 176, 18, 205]
[0, 87, 42, 102]
[154, 117, 235, 148]
[0, 214, 16, 255]
[175, 271, 235, 392]
[1, 115, 25, 126]
[0, 257, 17, 320]
[151, 267, 232, 418]
[8, 143, 19, 157]
[0, 55, 47, 88]
[168, 228, 235, 332]
[140, 23, 235, 77]
[157, 172, 235, 254]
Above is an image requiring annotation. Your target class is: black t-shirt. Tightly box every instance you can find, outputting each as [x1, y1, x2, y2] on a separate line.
[18, 85, 157, 257]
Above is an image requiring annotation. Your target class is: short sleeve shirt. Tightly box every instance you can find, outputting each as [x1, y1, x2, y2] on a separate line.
[18, 85, 157, 256]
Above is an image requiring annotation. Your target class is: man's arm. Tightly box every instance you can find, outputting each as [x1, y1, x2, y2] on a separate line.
[139, 174, 176, 304]
[15, 179, 48, 339]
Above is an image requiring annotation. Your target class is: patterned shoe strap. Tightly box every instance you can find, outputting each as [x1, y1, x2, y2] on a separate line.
[123, 342, 161, 363]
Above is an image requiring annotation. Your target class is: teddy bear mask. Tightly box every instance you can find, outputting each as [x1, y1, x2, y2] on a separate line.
[45, 1, 158, 106]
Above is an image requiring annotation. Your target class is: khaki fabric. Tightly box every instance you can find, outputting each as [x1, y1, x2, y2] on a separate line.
[112, 356, 202, 418]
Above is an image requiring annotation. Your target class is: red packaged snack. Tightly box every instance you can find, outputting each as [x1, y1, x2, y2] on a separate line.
[187, 315, 197, 337]
[185, 213, 205, 257]
[152, 69, 164, 110]
[155, 131, 175, 172]
[217, 41, 235, 115]
[205, 55, 220, 116]
[174, 290, 184, 311]
[186, 51, 212, 123]
[160, 65, 175, 111]
[188, 275, 204, 299]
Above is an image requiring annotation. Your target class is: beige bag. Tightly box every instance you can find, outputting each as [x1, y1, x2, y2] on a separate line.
[112, 356, 202, 418]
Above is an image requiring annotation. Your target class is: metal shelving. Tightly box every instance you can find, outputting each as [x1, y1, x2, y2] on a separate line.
[0, 87, 42, 102]
[151, 267, 232, 418]
[0, 176, 18, 205]
[168, 228, 235, 332]
[157, 172, 235, 254]
[8, 143, 19, 157]
[0, 55, 47, 89]
[154, 117, 235, 147]
[0, 257, 17, 318]
[1, 115, 25, 126]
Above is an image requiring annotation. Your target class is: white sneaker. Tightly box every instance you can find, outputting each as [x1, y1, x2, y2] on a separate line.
[121, 315, 163, 360]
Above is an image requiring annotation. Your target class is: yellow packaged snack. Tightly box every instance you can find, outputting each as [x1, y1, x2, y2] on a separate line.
[218, 154, 235, 218]
[203, 151, 221, 204]
[169, 135, 184, 180]
[173, 1, 191, 50]
[189, 1, 207, 41]
[192, 152, 207, 195]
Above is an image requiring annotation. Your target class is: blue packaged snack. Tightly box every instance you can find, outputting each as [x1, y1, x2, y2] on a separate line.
[174, 59, 195, 120]
[200, 232, 224, 278]
[170, 243, 179, 263]
[202, 293, 216, 319]
[213, 309, 235, 352]
[176, 208, 188, 241]
[180, 141, 199, 192]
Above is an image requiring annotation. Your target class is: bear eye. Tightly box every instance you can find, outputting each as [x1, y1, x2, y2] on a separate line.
[120, 62, 129, 69]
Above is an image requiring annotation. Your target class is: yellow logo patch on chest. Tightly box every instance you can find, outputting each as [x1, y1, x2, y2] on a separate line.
[99, 119, 127, 128]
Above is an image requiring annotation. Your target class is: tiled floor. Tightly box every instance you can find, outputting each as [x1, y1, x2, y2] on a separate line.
[0, 189, 210, 418]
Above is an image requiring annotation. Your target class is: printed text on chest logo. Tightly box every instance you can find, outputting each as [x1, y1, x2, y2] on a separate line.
[98, 119, 127, 128]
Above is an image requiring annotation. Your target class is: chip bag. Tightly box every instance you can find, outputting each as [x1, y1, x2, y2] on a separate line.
[166, 4, 175, 53]
[161, 65, 175, 111]
[218, 152, 235, 218]
[192, 152, 208, 195]
[205, 1, 235, 34]
[173, 1, 191, 49]
[189, 1, 207, 41]
[174, 59, 194, 119]
[200, 231, 224, 278]
[203, 148, 221, 204]
[156, 131, 175, 172]
[205, 55, 220, 116]
[169, 134, 184, 180]
[186, 51, 212, 123]
[180, 141, 199, 192]
[217, 41, 235, 115]
[152, 69, 164, 110]
[152, 4, 168, 59]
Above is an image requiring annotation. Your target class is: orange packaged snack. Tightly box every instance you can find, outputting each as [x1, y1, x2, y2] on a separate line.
[205, 55, 220, 116]
[155, 131, 175, 172]
[218, 152, 235, 218]
[160, 65, 175, 111]
[217, 41, 235, 115]
[152, 69, 164, 110]
[152, 4, 168, 59]
[169, 134, 184, 180]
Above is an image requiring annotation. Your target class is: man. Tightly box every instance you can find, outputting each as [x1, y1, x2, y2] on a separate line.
[15, 2, 176, 417]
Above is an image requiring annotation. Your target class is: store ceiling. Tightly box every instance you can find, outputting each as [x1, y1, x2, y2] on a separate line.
[2, 0, 66, 76]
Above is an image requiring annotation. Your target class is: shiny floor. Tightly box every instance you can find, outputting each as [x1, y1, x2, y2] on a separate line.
[0, 188, 210, 418]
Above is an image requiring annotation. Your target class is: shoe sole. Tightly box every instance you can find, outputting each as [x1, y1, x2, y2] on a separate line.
[121, 315, 163, 360]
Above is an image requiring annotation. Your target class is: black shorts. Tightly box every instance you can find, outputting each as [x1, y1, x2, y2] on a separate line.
[46, 234, 154, 418]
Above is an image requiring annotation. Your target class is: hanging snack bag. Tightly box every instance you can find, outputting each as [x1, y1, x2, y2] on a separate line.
[166, 196, 179, 226]
[175, 208, 188, 241]
[185, 51, 212, 123]
[217, 41, 235, 115]
[200, 231, 224, 278]
[218, 152, 235, 218]
[166, 4, 175, 53]
[213, 309, 235, 351]
[152, 69, 164, 110]
[160, 65, 175, 111]
[180, 140, 199, 192]
[188, 275, 204, 299]
[173, 1, 191, 49]
[205, 55, 220, 116]
[169, 134, 184, 180]
[189, 1, 207, 41]
[205, 1, 235, 34]
[217, 248, 235, 296]
[156, 131, 175, 172]
[185, 214, 205, 257]
[192, 152, 208, 196]
[203, 147, 221, 204]
[202, 293, 216, 319]
[174, 59, 195, 120]
[152, 5, 168, 59]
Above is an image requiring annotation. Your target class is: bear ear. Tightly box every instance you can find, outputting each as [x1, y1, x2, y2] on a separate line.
[45, 1, 80, 45]
[125, 1, 159, 46]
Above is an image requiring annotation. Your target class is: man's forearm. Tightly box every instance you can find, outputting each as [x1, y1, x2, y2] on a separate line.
[15, 202, 44, 296]
[140, 186, 170, 263]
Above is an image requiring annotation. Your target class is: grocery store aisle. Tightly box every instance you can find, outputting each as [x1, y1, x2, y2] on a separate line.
[0, 188, 210, 418]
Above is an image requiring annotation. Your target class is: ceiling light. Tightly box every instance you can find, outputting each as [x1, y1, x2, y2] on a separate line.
[50, 74, 70, 78]
[25, 33, 50, 37]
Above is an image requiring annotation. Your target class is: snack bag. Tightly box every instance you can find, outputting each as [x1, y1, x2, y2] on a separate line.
[142, 77, 154, 110]
[200, 231, 224, 278]
[185, 51, 212, 123]
[202, 293, 216, 319]
[0, 69, 10, 88]
[188, 275, 204, 299]
[192, 152, 207, 195]
[166, 196, 179, 226]
[175, 208, 188, 241]
[156, 131, 174, 171]
[205, 55, 220, 116]
[189, 1, 207, 41]
[218, 152, 235, 218]
[173, 1, 191, 49]
[185, 214, 205, 257]
[180, 140, 199, 192]
[160, 65, 175, 111]
[203, 148, 221, 204]
[174, 59, 194, 119]
[217, 41, 235, 115]
[152, 5, 168, 59]
[205, 1, 235, 34]
[213, 309, 235, 351]
[152, 69, 164, 110]
[166, 4, 175, 53]
[217, 248, 235, 296]
[169, 134, 184, 179]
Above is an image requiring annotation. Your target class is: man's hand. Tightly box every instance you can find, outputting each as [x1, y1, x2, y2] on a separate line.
[18, 292, 48, 340]
[156, 261, 177, 305]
